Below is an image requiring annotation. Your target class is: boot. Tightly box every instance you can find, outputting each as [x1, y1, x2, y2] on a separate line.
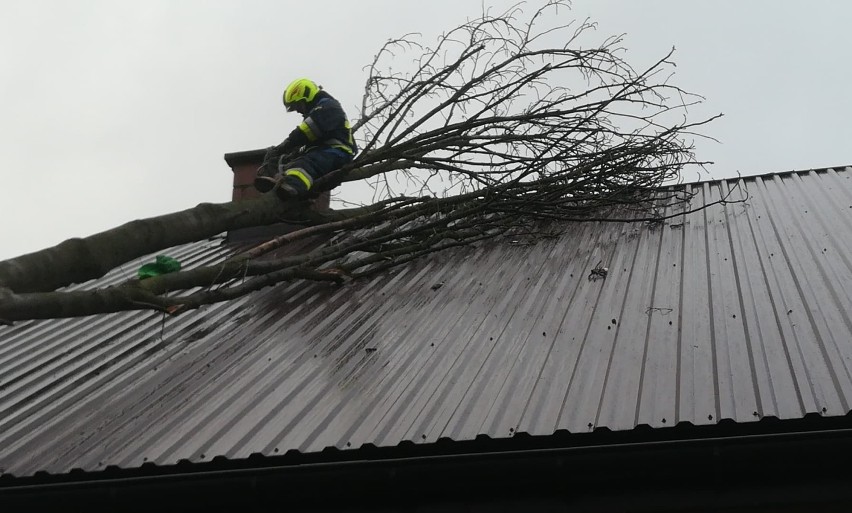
[254, 176, 280, 193]
[275, 175, 308, 201]
[253, 163, 280, 193]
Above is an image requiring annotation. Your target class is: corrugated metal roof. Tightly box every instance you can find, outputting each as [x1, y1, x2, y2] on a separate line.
[2, 166, 852, 478]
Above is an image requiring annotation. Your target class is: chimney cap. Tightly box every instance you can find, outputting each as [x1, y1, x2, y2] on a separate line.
[224, 148, 267, 169]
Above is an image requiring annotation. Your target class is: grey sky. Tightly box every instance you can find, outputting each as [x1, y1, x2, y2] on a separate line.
[1, 1, 850, 260]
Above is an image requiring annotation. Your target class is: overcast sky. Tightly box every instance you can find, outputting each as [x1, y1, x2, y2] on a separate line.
[1, 1, 850, 260]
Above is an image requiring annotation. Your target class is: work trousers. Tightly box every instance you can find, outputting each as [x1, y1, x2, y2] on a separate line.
[279, 147, 353, 193]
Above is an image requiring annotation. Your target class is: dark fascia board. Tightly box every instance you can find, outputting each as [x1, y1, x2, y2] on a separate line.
[223, 148, 267, 168]
[3, 413, 852, 512]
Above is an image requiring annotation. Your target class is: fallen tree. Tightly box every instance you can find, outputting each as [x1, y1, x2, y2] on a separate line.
[0, 0, 728, 323]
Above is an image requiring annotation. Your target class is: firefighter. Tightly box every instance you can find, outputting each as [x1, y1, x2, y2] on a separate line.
[254, 78, 357, 199]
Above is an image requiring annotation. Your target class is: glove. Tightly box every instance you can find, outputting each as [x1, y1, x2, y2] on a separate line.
[137, 255, 182, 280]
[275, 137, 299, 154]
[261, 146, 279, 167]
[278, 153, 293, 173]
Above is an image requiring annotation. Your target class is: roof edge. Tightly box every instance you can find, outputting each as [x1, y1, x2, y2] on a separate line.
[4, 414, 852, 510]
[2, 411, 850, 484]
[682, 164, 852, 187]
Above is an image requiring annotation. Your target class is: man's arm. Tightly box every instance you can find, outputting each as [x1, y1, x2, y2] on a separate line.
[274, 99, 347, 152]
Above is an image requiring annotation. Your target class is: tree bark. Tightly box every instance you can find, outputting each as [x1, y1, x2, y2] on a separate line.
[0, 194, 336, 294]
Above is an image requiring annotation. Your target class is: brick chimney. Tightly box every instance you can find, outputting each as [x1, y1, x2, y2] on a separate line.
[223, 148, 330, 209]
[223, 148, 330, 241]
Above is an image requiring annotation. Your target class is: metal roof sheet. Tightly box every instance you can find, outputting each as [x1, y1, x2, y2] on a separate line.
[2, 166, 852, 477]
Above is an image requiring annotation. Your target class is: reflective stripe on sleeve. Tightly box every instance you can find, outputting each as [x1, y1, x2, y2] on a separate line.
[298, 117, 322, 142]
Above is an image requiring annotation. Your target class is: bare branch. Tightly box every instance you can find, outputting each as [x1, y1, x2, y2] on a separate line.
[0, 0, 722, 322]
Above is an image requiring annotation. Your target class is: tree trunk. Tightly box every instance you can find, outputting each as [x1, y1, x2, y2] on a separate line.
[0, 194, 329, 294]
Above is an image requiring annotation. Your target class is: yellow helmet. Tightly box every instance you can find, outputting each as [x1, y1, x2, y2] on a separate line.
[283, 78, 320, 111]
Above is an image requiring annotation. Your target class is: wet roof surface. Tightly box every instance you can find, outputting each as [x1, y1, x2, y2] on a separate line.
[2, 167, 851, 477]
